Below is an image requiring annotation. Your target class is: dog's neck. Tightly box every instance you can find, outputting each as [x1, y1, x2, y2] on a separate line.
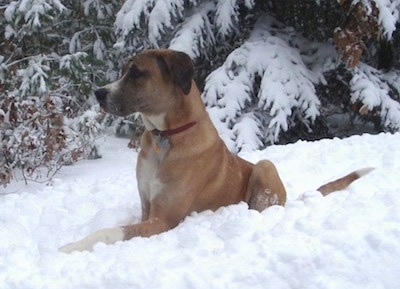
[141, 113, 197, 152]
[148, 120, 197, 153]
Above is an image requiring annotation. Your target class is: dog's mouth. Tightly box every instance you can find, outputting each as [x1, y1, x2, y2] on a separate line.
[102, 103, 124, 116]
[94, 88, 148, 116]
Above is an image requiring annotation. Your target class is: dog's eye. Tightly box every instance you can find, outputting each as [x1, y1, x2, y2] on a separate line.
[129, 66, 143, 79]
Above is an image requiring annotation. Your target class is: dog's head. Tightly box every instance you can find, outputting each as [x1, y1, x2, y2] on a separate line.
[95, 49, 194, 116]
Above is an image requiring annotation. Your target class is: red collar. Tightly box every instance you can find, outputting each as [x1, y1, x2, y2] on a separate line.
[151, 122, 196, 138]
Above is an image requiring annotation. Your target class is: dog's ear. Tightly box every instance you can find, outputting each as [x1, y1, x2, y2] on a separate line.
[156, 51, 194, 95]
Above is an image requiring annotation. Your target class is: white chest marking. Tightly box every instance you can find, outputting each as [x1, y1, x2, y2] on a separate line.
[141, 113, 166, 131]
[148, 178, 164, 201]
[138, 156, 165, 202]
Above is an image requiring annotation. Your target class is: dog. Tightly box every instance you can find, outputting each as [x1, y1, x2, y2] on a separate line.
[59, 49, 372, 253]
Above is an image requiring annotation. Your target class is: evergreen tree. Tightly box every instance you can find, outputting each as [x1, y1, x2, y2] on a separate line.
[0, 0, 118, 185]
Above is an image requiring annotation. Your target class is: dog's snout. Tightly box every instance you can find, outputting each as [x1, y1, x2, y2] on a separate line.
[95, 88, 108, 103]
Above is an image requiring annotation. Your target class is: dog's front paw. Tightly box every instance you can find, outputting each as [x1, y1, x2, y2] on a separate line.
[59, 227, 125, 253]
[59, 240, 89, 254]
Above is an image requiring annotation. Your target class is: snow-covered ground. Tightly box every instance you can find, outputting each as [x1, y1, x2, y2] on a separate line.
[1, 132, 400, 289]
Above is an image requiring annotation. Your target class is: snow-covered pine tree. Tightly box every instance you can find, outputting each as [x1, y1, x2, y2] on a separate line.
[0, 0, 118, 185]
[203, 16, 332, 151]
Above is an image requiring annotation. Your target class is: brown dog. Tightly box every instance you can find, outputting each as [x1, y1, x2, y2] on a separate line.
[59, 49, 371, 253]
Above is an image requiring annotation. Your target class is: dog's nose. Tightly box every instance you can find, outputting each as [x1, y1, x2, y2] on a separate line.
[95, 88, 108, 103]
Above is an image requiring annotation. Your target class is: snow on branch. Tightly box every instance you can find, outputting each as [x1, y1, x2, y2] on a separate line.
[18, 56, 50, 96]
[148, 0, 185, 46]
[215, 0, 255, 37]
[350, 63, 400, 131]
[215, 0, 239, 37]
[4, 0, 65, 29]
[115, 0, 198, 51]
[114, 0, 155, 48]
[214, 0, 255, 38]
[372, 0, 400, 38]
[341, 0, 400, 39]
[114, 0, 250, 59]
[233, 113, 263, 152]
[203, 16, 325, 151]
[351, 0, 400, 39]
[169, 2, 215, 59]
[83, 0, 113, 19]
[59, 52, 88, 74]
[115, 0, 153, 32]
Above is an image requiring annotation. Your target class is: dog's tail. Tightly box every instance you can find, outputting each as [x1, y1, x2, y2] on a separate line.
[317, 167, 374, 196]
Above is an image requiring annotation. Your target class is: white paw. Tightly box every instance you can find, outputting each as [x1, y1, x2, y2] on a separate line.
[59, 227, 125, 253]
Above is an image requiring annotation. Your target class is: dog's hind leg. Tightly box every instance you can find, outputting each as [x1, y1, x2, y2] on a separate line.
[247, 160, 287, 212]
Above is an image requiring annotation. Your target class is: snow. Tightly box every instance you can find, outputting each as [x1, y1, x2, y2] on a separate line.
[215, 0, 239, 36]
[115, 0, 153, 34]
[1, 132, 400, 289]
[148, 1, 174, 46]
[18, 57, 50, 96]
[232, 113, 263, 152]
[4, 2, 17, 22]
[169, 2, 215, 59]
[374, 0, 400, 38]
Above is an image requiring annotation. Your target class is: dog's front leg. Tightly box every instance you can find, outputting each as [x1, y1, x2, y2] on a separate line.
[122, 217, 170, 240]
[59, 217, 169, 253]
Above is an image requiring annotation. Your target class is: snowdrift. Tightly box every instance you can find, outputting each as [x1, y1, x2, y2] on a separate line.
[1, 133, 400, 289]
